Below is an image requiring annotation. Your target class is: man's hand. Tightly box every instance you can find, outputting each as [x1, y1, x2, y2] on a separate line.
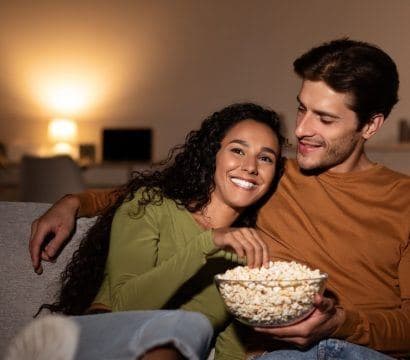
[254, 294, 344, 348]
[29, 195, 80, 274]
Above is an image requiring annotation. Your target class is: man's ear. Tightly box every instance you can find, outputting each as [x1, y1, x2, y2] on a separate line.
[361, 114, 385, 140]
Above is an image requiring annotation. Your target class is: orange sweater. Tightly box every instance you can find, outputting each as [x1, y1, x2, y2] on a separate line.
[77, 188, 122, 217]
[256, 159, 410, 358]
[75, 159, 410, 357]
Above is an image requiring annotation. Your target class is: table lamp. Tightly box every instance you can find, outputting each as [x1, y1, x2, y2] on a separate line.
[48, 118, 78, 158]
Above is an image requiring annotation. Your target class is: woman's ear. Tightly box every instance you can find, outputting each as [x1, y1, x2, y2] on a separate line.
[361, 114, 385, 140]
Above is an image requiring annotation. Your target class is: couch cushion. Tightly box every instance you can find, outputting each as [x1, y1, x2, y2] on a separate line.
[0, 201, 96, 357]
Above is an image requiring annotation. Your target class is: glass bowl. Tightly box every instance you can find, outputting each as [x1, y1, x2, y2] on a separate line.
[215, 274, 328, 327]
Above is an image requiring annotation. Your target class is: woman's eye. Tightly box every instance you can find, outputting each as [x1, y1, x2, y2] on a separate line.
[259, 156, 273, 163]
[231, 148, 244, 155]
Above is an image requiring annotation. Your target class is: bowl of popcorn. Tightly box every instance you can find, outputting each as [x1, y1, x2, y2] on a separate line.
[215, 261, 328, 327]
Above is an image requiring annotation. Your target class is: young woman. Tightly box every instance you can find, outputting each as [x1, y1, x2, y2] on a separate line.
[30, 103, 284, 360]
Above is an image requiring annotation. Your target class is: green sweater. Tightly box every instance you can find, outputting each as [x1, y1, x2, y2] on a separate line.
[94, 191, 237, 332]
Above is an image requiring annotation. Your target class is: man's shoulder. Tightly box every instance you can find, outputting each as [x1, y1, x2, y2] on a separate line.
[355, 165, 410, 209]
[375, 165, 410, 186]
[281, 158, 410, 183]
[282, 158, 299, 176]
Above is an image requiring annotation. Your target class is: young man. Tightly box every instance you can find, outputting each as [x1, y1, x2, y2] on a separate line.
[214, 39, 409, 360]
[29, 39, 409, 359]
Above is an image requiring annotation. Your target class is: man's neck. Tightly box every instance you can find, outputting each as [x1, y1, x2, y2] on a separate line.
[325, 138, 375, 174]
[328, 152, 374, 174]
[298, 151, 375, 177]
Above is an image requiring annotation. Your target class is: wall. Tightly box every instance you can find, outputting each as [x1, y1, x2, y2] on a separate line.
[0, 0, 409, 162]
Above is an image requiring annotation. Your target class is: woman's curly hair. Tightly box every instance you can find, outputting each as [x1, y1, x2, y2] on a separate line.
[38, 102, 284, 315]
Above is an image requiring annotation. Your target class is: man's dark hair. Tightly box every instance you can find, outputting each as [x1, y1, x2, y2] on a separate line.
[293, 38, 399, 128]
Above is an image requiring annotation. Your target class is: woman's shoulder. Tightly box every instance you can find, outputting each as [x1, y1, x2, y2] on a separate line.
[122, 187, 186, 217]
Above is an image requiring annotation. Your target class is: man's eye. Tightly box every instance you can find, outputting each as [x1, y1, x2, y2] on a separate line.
[320, 117, 333, 124]
[231, 148, 244, 155]
[297, 106, 306, 113]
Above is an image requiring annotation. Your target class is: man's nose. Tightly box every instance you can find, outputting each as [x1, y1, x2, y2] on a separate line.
[295, 112, 315, 138]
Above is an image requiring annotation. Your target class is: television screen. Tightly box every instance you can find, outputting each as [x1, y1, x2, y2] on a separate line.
[103, 128, 152, 162]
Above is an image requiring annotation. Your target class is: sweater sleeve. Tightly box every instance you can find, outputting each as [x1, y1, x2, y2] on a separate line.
[76, 188, 123, 217]
[332, 236, 410, 357]
[107, 199, 218, 312]
[215, 322, 246, 360]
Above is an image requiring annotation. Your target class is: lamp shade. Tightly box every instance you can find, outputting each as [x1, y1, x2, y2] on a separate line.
[48, 118, 77, 143]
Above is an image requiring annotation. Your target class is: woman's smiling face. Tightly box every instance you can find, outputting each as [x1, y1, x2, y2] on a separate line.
[212, 119, 280, 212]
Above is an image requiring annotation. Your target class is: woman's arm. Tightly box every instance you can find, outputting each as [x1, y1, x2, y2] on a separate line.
[107, 199, 219, 311]
[107, 198, 269, 324]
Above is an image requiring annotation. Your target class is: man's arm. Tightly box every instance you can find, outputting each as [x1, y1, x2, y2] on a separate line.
[331, 302, 410, 356]
[29, 188, 121, 274]
[330, 238, 410, 357]
[76, 188, 123, 217]
[256, 238, 410, 357]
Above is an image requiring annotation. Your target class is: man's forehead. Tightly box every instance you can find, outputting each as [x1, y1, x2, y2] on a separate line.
[298, 80, 355, 112]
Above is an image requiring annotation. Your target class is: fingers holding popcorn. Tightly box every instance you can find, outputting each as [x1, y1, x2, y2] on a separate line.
[212, 227, 269, 268]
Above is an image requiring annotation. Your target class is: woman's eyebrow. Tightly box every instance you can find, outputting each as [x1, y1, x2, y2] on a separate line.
[228, 139, 278, 157]
[228, 139, 248, 146]
[261, 147, 278, 157]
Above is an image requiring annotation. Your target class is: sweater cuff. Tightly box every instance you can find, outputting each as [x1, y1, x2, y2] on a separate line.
[197, 231, 247, 265]
[76, 188, 119, 217]
[331, 307, 361, 339]
[197, 229, 220, 255]
[76, 191, 95, 217]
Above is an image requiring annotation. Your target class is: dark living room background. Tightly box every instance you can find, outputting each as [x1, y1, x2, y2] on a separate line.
[0, 0, 409, 201]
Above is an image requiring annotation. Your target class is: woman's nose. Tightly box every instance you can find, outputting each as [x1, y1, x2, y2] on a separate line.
[241, 156, 258, 174]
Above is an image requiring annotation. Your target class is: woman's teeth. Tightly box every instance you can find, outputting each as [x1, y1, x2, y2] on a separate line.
[231, 178, 256, 189]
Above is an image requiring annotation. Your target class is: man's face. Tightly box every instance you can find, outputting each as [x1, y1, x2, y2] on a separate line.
[295, 80, 366, 173]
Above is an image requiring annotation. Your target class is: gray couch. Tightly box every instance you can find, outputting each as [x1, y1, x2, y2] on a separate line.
[0, 201, 216, 359]
[0, 201, 96, 357]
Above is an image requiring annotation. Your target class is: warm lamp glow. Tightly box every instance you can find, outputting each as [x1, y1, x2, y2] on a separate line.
[27, 66, 107, 116]
[52, 142, 77, 158]
[48, 118, 78, 143]
[47, 85, 89, 115]
[38, 75, 97, 115]
[53, 142, 73, 154]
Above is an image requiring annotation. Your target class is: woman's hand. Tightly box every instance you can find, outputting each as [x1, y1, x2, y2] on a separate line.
[29, 194, 80, 274]
[212, 227, 269, 268]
